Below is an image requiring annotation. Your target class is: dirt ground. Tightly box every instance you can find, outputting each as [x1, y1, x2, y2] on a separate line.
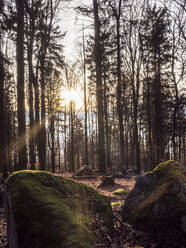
[68, 174, 156, 248]
[62, 172, 136, 208]
[76, 176, 135, 209]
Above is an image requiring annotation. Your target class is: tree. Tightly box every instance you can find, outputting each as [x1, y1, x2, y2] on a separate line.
[107, 0, 126, 171]
[15, 0, 28, 170]
[93, 0, 106, 173]
[82, 25, 89, 166]
[141, 5, 172, 163]
[0, 51, 8, 178]
[25, 0, 40, 170]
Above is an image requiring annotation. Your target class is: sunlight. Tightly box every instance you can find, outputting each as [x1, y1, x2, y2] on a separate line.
[60, 88, 84, 109]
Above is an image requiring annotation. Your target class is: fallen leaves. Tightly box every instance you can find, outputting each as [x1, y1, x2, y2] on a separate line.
[91, 213, 156, 248]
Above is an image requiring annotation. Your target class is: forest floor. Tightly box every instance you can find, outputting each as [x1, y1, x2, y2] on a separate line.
[0, 181, 8, 248]
[1, 173, 182, 247]
[71, 174, 186, 248]
[63, 173, 156, 248]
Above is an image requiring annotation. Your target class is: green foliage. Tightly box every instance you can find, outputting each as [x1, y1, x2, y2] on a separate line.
[7, 170, 113, 248]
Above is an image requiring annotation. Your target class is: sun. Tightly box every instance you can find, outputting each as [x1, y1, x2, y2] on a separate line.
[60, 88, 84, 109]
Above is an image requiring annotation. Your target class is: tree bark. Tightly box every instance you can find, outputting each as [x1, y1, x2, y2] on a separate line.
[27, 23, 36, 170]
[16, 0, 28, 170]
[93, 0, 106, 174]
[83, 26, 89, 166]
[70, 101, 75, 173]
[39, 58, 47, 170]
[0, 54, 8, 178]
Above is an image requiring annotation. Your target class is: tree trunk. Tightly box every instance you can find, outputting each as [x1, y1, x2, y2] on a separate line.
[16, 0, 27, 170]
[39, 59, 47, 170]
[103, 65, 112, 169]
[64, 104, 67, 171]
[70, 101, 75, 173]
[27, 35, 36, 170]
[0, 54, 8, 178]
[51, 115, 55, 173]
[93, 0, 106, 174]
[146, 77, 154, 169]
[33, 60, 44, 170]
[83, 26, 89, 166]
[116, 15, 125, 170]
[133, 99, 141, 173]
[154, 49, 164, 163]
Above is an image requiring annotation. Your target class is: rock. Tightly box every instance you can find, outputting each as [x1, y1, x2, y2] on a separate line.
[122, 160, 186, 236]
[121, 168, 128, 175]
[93, 169, 99, 175]
[74, 166, 94, 177]
[7, 170, 113, 248]
[98, 176, 115, 188]
[113, 172, 130, 179]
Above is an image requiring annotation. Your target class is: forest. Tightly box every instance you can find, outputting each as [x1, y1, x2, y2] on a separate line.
[0, 0, 186, 178]
[0, 0, 186, 247]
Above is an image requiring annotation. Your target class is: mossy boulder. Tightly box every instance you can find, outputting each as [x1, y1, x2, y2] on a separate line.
[74, 166, 94, 177]
[122, 160, 186, 235]
[7, 170, 113, 248]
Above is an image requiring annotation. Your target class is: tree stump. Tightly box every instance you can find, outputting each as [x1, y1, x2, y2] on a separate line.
[98, 176, 115, 188]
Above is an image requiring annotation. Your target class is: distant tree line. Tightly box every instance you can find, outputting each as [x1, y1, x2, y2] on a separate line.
[78, 0, 186, 173]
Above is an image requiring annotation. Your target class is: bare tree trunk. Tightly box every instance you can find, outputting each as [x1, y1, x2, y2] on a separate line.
[40, 59, 47, 170]
[70, 101, 75, 173]
[93, 0, 106, 174]
[50, 114, 55, 173]
[82, 26, 89, 166]
[57, 115, 61, 172]
[64, 104, 67, 171]
[0, 54, 8, 178]
[103, 65, 112, 169]
[27, 33, 36, 170]
[154, 49, 164, 163]
[16, 0, 28, 170]
[116, 15, 125, 171]
[33, 60, 44, 170]
[133, 99, 141, 173]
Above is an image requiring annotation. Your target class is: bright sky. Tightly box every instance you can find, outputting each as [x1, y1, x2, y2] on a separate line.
[60, 0, 92, 60]
[60, 87, 84, 109]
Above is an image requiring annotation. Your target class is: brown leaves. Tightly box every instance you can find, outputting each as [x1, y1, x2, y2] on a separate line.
[0, 207, 8, 248]
[91, 213, 155, 248]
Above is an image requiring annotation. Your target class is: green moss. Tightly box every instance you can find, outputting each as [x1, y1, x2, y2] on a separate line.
[112, 188, 129, 195]
[111, 201, 122, 207]
[122, 161, 186, 232]
[152, 160, 185, 181]
[7, 170, 113, 248]
[143, 160, 185, 195]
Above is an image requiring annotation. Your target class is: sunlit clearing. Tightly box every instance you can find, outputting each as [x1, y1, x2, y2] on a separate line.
[60, 88, 84, 109]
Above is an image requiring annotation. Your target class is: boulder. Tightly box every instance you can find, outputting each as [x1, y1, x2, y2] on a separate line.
[7, 170, 113, 248]
[74, 166, 94, 177]
[122, 160, 186, 236]
[93, 169, 99, 175]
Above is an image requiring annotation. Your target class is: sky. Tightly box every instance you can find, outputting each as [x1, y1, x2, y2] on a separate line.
[60, 0, 92, 60]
